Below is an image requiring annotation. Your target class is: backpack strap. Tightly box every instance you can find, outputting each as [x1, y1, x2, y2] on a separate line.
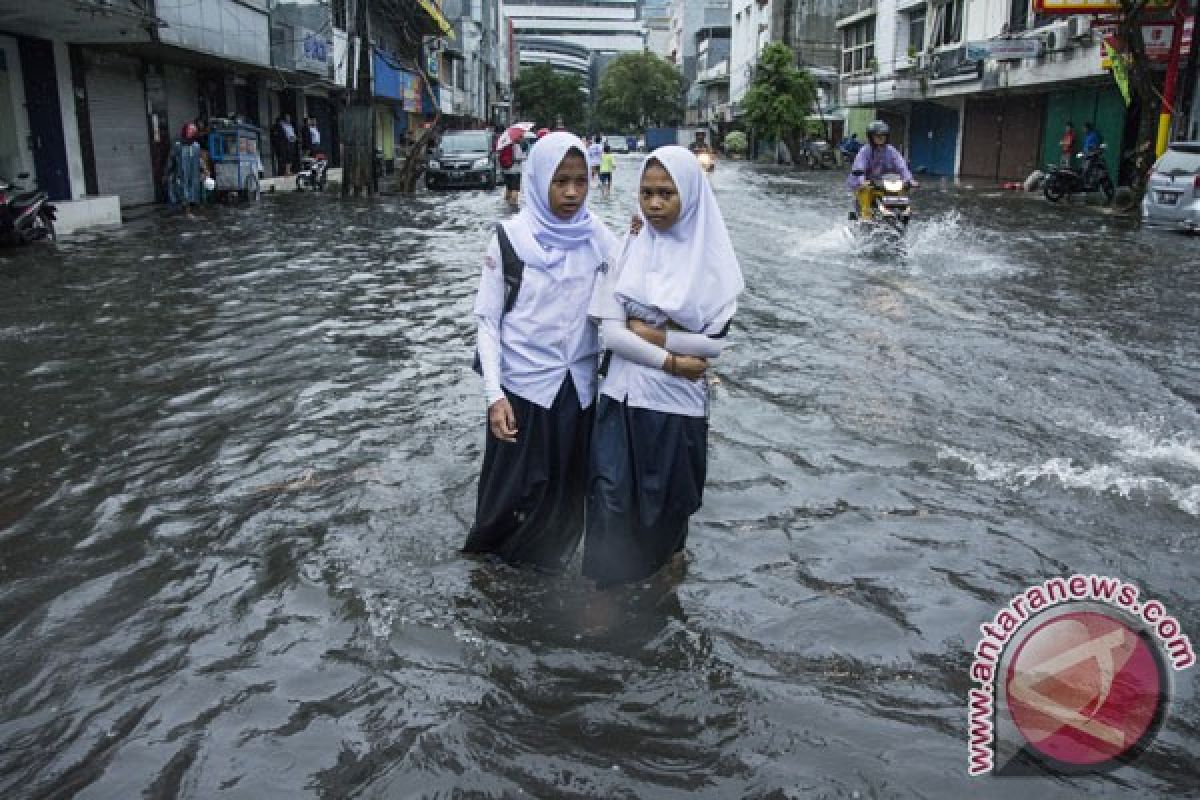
[495, 222, 525, 314]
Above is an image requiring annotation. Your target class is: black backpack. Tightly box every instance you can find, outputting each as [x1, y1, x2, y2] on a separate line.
[472, 223, 525, 375]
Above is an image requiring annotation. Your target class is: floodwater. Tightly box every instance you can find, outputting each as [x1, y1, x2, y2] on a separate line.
[1, 161, 1197, 799]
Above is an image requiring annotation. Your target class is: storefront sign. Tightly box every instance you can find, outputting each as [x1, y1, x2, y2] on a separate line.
[966, 39, 1044, 60]
[1033, 0, 1173, 13]
[423, 36, 441, 80]
[1100, 17, 1192, 67]
[296, 28, 330, 75]
[373, 51, 425, 112]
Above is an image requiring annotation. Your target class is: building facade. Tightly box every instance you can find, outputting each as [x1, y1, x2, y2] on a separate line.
[0, 0, 460, 221]
[837, 0, 1135, 181]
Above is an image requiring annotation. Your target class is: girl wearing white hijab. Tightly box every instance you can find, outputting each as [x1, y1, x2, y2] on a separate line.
[464, 132, 620, 570]
[584, 145, 744, 587]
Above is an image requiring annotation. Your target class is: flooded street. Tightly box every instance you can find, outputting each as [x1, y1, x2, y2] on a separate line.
[1, 160, 1198, 798]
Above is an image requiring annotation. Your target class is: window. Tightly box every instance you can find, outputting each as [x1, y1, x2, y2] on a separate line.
[908, 11, 925, 54]
[1007, 0, 1029, 33]
[840, 18, 876, 76]
[931, 0, 964, 47]
[332, 0, 347, 31]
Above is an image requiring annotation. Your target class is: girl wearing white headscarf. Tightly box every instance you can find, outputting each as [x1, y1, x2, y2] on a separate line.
[584, 145, 744, 587]
[464, 132, 620, 571]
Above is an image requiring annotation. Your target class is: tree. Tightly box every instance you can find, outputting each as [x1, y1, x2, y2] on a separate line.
[1114, 0, 1183, 210]
[515, 64, 586, 130]
[740, 43, 817, 161]
[596, 53, 683, 130]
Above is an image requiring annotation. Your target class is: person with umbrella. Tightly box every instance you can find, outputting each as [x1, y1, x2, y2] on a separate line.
[496, 122, 534, 206]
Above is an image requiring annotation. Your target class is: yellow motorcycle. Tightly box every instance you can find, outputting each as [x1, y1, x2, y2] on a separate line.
[849, 170, 913, 236]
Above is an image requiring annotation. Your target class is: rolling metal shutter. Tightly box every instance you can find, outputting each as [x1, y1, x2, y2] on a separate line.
[961, 95, 1045, 181]
[85, 52, 155, 206]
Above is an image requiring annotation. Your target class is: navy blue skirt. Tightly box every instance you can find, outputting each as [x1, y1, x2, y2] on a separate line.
[463, 378, 592, 571]
[583, 395, 708, 587]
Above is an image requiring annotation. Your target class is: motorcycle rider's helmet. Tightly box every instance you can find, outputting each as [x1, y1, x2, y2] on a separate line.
[866, 120, 889, 139]
[182, 122, 199, 142]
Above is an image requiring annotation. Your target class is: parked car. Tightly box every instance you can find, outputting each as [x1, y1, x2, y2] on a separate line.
[426, 130, 497, 190]
[1142, 141, 1200, 232]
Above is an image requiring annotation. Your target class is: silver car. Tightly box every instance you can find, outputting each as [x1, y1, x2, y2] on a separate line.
[1142, 142, 1200, 232]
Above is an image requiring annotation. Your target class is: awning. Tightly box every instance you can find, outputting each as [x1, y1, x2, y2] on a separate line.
[416, 0, 454, 38]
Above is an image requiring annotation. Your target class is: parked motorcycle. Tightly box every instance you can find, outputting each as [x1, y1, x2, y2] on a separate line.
[848, 171, 913, 237]
[296, 152, 328, 191]
[1043, 144, 1114, 204]
[0, 173, 56, 245]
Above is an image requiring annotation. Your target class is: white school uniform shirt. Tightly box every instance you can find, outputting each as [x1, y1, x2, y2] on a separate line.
[589, 255, 710, 418]
[476, 225, 619, 409]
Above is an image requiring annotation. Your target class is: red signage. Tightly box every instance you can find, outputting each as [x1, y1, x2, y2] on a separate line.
[1033, 0, 1173, 13]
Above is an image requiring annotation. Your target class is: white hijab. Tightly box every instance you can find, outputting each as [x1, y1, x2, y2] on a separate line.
[614, 145, 743, 333]
[504, 131, 604, 269]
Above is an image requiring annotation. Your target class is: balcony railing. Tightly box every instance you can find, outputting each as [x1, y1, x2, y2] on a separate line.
[696, 59, 730, 85]
[837, 0, 876, 20]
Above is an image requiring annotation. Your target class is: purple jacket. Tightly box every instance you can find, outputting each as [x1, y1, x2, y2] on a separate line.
[847, 144, 913, 188]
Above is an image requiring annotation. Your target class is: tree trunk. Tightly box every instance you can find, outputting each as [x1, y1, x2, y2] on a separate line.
[395, 66, 441, 194]
[1118, 1, 1161, 213]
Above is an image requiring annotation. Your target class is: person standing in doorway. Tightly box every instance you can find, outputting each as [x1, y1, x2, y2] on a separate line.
[1059, 121, 1076, 166]
[278, 114, 298, 175]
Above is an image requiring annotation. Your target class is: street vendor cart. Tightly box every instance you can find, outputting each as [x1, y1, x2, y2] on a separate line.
[206, 119, 263, 201]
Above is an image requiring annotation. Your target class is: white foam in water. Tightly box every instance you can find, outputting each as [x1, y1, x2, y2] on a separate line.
[939, 446, 1200, 516]
[901, 211, 1023, 277]
[1083, 420, 1200, 473]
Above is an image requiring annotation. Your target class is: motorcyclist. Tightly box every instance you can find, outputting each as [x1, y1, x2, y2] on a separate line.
[846, 120, 916, 219]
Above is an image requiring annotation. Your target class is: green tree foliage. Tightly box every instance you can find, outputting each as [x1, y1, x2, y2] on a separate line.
[724, 130, 748, 156]
[740, 43, 816, 143]
[596, 53, 683, 130]
[515, 64, 586, 130]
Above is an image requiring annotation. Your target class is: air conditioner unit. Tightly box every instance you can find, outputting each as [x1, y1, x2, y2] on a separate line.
[1041, 23, 1070, 52]
[1067, 16, 1091, 39]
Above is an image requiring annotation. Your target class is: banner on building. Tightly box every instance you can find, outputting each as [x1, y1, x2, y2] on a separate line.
[966, 39, 1045, 60]
[1104, 42, 1131, 105]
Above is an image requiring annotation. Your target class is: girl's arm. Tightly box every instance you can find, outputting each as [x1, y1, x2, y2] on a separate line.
[627, 319, 726, 358]
[474, 236, 506, 407]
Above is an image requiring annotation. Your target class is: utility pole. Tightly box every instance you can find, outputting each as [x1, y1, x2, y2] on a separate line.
[343, 0, 376, 195]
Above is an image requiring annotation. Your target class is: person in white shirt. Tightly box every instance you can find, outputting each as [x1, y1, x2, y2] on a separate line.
[584, 145, 744, 587]
[464, 132, 620, 570]
[586, 135, 604, 187]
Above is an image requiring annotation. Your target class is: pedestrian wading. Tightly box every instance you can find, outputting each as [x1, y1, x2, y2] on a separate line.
[583, 146, 744, 587]
[463, 133, 619, 570]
